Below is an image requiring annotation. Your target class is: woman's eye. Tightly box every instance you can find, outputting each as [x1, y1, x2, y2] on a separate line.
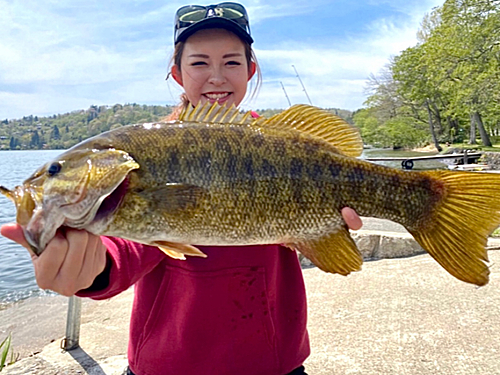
[226, 60, 241, 66]
[191, 61, 207, 66]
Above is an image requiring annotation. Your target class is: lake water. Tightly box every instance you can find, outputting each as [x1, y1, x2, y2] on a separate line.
[0, 148, 445, 306]
[0, 150, 62, 307]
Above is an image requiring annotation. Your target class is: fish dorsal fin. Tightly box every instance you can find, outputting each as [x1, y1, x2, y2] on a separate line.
[258, 105, 363, 157]
[178, 102, 363, 157]
[178, 101, 254, 125]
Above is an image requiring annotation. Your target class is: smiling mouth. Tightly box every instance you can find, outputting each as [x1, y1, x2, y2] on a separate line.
[204, 92, 231, 101]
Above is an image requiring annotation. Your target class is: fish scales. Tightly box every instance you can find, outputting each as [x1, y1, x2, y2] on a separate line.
[2, 102, 500, 286]
[94, 123, 439, 245]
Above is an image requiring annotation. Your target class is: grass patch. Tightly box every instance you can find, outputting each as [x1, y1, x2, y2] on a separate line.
[444, 143, 500, 152]
[0, 333, 19, 371]
[491, 228, 500, 238]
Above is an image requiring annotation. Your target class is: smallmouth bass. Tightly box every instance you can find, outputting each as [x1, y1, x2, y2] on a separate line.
[2, 103, 500, 286]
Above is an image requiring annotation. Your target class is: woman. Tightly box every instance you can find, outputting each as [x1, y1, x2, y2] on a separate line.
[1, 3, 362, 374]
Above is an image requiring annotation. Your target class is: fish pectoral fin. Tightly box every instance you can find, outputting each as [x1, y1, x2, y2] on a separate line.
[139, 184, 208, 213]
[287, 228, 363, 276]
[152, 241, 207, 259]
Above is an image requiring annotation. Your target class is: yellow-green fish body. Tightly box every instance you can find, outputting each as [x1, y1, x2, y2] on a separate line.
[2, 103, 500, 286]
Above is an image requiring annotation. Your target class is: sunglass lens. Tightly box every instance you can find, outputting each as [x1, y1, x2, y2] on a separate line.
[218, 8, 243, 19]
[217, 3, 247, 19]
[178, 6, 206, 22]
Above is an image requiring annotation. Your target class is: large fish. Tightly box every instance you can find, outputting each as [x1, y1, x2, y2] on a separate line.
[2, 103, 500, 286]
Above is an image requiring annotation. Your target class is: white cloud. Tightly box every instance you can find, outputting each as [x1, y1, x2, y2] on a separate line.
[243, 0, 444, 110]
[0, 0, 445, 118]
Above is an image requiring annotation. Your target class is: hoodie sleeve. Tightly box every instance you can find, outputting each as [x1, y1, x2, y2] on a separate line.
[76, 236, 166, 300]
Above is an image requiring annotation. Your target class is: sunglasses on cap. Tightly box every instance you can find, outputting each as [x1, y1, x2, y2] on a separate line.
[174, 2, 252, 44]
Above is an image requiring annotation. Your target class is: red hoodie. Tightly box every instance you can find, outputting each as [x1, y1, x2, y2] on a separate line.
[78, 237, 310, 375]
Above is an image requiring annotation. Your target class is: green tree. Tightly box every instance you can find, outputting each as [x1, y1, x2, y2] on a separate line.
[30, 130, 43, 149]
[423, 0, 500, 145]
[51, 125, 60, 140]
[9, 137, 17, 150]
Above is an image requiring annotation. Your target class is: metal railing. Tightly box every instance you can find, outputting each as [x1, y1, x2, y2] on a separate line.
[61, 296, 82, 351]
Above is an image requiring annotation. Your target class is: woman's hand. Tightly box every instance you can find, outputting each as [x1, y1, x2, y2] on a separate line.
[0, 224, 107, 296]
[1, 208, 360, 295]
[341, 207, 363, 230]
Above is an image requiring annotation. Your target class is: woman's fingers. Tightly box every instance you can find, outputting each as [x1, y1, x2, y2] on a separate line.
[341, 207, 363, 231]
[0, 224, 35, 257]
[1, 224, 107, 296]
[32, 230, 71, 291]
[75, 231, 107, 290]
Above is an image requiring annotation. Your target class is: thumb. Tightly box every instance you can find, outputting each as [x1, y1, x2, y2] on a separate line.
[0, 224, 37, 258]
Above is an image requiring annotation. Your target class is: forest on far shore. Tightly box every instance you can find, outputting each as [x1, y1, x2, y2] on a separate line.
[0, 103, 353, 151]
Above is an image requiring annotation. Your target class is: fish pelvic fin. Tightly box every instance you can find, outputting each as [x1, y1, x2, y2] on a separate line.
[287, 227, 363, 276]
[408, 170, 500, 287]
[153, 241, 208, 260]
[258, 105, 363, 157]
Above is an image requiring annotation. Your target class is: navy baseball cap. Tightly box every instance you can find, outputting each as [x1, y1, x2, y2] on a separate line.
[174, 2, 253, 44]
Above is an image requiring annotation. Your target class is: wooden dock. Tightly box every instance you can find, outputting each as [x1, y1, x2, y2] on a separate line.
[365, 152, 483, 170]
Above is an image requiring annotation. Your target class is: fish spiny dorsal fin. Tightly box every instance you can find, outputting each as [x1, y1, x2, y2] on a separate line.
[178, 102, 254, 125]
[255, 104, 363, 157]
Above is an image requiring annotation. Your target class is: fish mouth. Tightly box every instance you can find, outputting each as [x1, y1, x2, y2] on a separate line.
[0, 186, 15, 201]
[0, 185, 38, 226]
[93, 175, 130, 223]
[21, 177, 129, 255]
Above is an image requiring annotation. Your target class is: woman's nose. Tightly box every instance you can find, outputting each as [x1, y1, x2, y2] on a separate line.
[207, 67, 226, 86]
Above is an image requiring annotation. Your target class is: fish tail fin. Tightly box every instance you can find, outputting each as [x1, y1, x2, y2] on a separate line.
[408, 171, 500, 286]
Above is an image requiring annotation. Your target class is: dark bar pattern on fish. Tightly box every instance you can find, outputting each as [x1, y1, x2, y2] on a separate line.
[2, 103, 500, 286]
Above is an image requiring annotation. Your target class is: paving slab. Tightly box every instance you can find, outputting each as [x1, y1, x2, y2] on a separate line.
[1, 225, 499, 374]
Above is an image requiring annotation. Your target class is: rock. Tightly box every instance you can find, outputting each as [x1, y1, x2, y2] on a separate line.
[376, 233, 425, 258]
[352, 232, 380, 259]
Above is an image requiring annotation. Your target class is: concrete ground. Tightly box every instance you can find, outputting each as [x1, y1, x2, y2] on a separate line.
[1, 219, 500, 374]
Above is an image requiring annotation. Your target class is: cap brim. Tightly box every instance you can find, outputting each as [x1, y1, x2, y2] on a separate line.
[175, 17, 253, 45]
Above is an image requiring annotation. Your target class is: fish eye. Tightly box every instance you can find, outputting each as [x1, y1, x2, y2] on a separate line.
[47, 162, 62, 177]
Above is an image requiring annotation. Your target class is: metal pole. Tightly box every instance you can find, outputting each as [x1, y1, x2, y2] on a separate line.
[291, 65, 313, 105]
[61, 296, 82, 351]
[280, 81, 292, 107]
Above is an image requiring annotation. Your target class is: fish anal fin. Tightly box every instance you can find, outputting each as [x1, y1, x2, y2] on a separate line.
[287, 228, 363, 276]
[259, 105, 363, 157]
[153, 241, 207, 259]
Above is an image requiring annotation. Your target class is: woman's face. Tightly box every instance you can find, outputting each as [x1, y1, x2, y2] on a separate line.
[172, 28, 255, 107]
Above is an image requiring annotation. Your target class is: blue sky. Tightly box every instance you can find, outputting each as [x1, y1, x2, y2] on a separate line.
[0, 0, 443, 119]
